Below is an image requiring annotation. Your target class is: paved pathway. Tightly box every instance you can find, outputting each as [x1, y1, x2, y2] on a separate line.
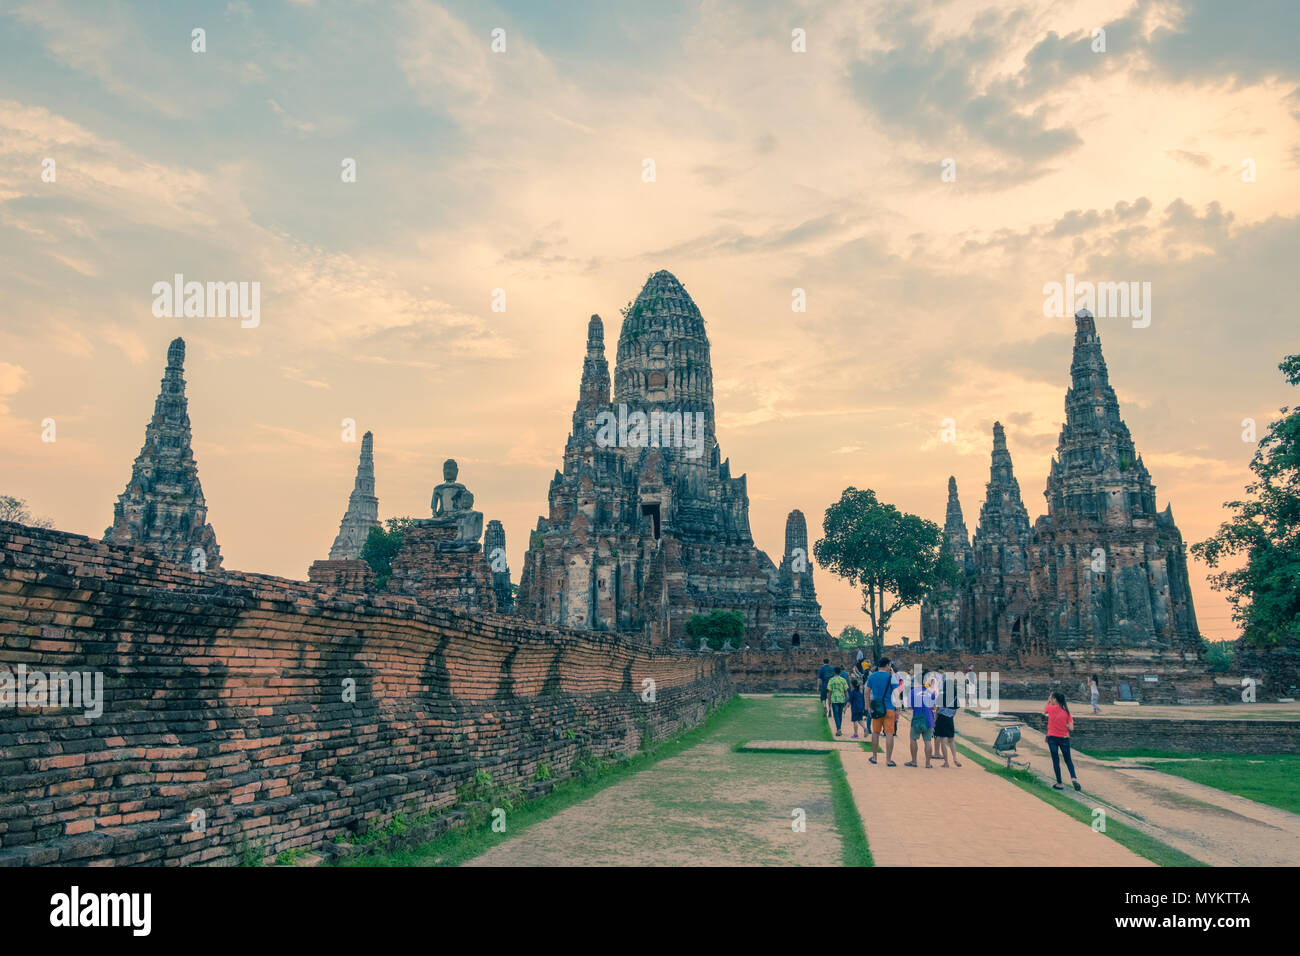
[812, 707, 1149, 867]
[955, 710, 1300, 866]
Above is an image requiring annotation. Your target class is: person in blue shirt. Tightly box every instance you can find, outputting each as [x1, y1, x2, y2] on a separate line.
[848, 676, 867, 739]
[816, 658, 835, 717]
[906, 676, 935, 768]
[866, 658, 898, 766]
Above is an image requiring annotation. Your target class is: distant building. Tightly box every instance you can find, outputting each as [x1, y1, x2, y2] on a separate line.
[922, 311, 1200, 653]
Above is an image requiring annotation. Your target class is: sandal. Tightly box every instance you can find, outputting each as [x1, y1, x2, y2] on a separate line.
[886, 761, 897, 767]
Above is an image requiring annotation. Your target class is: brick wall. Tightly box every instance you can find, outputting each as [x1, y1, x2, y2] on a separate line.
[0, 522, 731, 866]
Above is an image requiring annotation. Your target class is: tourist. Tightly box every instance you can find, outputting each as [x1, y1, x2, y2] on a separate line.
[1044, 691, 1081, 791]
[933, 675, 961, 767]
[965, 663, 977, 703]
[849, 675, 867, 739]
[1090, 675, 1101, 714]
[905, 674, 934, 768]
[827, 667, 850, 736]
[867, 658, 898, 766]
[817, 658, 834, 717]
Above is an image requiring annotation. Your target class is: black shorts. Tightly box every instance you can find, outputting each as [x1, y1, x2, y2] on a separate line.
[933, 713, 955, 738]
[819, 685, 828, 701]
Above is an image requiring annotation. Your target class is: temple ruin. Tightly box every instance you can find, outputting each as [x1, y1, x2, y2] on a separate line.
[102, 337, 222, 571]
[922, 310, 1201, 655]
[516, 270, 831, 648]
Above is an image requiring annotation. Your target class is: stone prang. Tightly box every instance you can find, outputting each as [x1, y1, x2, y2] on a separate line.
[103, 337, 222, 571]
[516, 270, 830, 648]
[921, 310, 1201, 657]
[328, 431, 381, 560]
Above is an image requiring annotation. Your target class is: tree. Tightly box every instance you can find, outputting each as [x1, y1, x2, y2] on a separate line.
[837, 625, 869, 650]
[0, 495, 54, 529]
[360, 517, 416, 590]
[1192, 353, 1300, 648]
[685, 609, 745, 651]
[815, 487, 958, 662]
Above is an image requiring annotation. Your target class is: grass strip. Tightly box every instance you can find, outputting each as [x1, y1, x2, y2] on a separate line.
[339, 695, 744, 867]
[827, 750, 873, 867]
[955, 741, 1206, 867]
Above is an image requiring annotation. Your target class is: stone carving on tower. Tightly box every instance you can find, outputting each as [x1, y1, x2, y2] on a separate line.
[103, 337, 222, 571]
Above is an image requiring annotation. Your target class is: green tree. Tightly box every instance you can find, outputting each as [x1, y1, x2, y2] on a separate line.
[815, 487, 958, 662]
[685, 609, 745, 650]
[837, 624, 869, 650]
[0, 495, 53, 528]
[360, 517, 416, 590]
[1192, 353, 1300, 648]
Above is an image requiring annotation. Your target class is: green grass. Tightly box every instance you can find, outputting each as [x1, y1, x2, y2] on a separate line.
[828, 751, 872, 867]
[339, 695, 744, 867]
[1082, 748, 1204, 761]
[955, 742, 1206, 867]
[1086, 752, 1300, 815]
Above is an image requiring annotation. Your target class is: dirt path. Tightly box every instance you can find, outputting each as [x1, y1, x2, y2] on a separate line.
[955, 711, 1300, 866]
[463, 696, 848, 866]
[821, 708, 1148, 866]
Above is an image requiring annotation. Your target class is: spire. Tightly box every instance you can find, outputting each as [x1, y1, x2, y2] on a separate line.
[784, 508, 809, 556]
[942, 476, 972, 570]
[484, 518, 514, 613]
[328, 431, 381, 560]
[972, 423, 1031, 563]
[575, 314, 611, 430]
[613, 270, 715, 436]
[1046, 312, 1158, 524]
[104, 337, 222, 570]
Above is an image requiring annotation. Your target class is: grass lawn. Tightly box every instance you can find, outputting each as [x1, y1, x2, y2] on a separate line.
[1081, 751, 1300, 815]
[344, 694, 870, 866]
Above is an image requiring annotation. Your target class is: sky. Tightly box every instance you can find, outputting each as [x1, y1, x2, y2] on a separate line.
[1, 0, 1297, 642]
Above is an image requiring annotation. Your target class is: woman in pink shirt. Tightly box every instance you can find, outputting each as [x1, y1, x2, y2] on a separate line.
[1044, 691, 1081, 791]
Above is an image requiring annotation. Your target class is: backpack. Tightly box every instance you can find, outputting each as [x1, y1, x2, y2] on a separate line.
[869, 674, 890, 719]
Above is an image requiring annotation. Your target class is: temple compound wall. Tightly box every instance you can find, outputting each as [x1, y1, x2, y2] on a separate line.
[0, 522, 731, 866]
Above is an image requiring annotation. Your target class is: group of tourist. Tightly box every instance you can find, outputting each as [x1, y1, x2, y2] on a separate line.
[816, 656, 962, 768]
[816, 655, 1086, 789]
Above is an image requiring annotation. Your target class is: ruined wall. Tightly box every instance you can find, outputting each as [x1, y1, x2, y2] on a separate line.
[725, 648, 863, 692]
[0, 522, 730, 866]
[1007, 712, 1300, 755]
[881, 646, 1215, 704]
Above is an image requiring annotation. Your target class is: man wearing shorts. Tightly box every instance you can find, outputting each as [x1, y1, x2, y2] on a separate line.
[866, 658, 898, 766]
[907, 678, 935, 768]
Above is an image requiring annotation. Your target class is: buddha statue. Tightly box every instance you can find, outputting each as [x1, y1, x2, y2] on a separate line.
[423, 458, 484, 552]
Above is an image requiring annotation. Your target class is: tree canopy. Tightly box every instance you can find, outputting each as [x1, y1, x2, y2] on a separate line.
[1192, 353, 1300, 648]
[0, 495, 53, 529]
[815, 487, 958, 660]
[685, 609, 745, 650]
[360, 517, 416, 590]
